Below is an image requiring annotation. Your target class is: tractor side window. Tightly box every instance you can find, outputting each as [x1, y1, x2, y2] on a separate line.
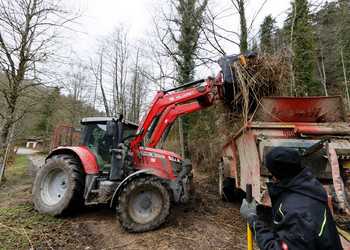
[78, 125, 90, 146]
[83, 124, 113, 170]
[123, 125, 137, 144]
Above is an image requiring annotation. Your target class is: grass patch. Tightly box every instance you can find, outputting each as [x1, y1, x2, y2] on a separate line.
[0, 155, 95, 249]
[0, 202, 72, 249]
[0, 155, 32, 189]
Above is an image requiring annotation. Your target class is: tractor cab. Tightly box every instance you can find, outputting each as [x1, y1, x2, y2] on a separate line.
[78, 117, 138, 172]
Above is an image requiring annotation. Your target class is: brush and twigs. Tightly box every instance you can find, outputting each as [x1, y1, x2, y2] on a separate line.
[227, 53, 288, 125]
[216, 53, 288, 147]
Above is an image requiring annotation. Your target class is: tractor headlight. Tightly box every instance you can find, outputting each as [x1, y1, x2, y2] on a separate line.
[169, 156, 182, 175]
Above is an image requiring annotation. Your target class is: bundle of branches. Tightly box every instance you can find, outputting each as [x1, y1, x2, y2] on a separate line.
[219, 53, 288, 143]
[228, 53, 287, 120]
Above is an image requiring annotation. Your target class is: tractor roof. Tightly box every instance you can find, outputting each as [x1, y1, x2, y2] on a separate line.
[80, 117, 138, 128]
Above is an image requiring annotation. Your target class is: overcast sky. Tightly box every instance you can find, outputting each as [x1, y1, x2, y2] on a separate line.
[60, 0, 331, 110]
[71, 0, 294, 56]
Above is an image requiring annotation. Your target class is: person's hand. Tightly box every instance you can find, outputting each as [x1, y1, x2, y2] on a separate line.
[240, 198, 257, 221]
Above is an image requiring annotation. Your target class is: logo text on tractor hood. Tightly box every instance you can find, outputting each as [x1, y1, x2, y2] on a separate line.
[169, 91, 195, 102]
[143, 152, 165, 159]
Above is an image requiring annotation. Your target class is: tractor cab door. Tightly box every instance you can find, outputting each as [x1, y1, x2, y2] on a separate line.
[78, 121, 137, 172]
[79, 123, 113, 172]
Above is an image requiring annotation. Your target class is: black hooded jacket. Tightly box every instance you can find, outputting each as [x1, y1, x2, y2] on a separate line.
[248, 168, 342, 250]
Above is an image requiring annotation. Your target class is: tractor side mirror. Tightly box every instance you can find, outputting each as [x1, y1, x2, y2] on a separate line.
[106, 121, 117, 137]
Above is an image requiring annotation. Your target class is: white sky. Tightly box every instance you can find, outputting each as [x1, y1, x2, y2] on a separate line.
[72, 0, 293, 56]
[62, 0, 331, 112]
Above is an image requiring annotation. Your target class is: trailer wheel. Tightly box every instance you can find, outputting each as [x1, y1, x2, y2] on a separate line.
[219, 163, 237, 202]
[116, 176, 171, 232]
[33, 155, 85, 216]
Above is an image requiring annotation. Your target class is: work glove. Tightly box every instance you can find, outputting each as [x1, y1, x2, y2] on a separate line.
[240, 198, 257, 221]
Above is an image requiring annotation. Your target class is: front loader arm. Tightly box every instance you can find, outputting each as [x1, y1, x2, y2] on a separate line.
[130, 74, 223, 161]
[148, 101, 211, 148]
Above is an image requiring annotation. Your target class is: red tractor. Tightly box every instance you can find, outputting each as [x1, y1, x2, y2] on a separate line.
[33, 75, 225, 232]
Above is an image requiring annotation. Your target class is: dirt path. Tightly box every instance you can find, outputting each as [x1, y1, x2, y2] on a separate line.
[21, 149, 257, 249]
[72, 175, 250, 249]
[16, 147, 45, 172]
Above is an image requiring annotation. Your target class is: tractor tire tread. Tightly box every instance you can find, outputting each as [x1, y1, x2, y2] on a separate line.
[116, 175, 171, 233]
[33, 154, 85, 217]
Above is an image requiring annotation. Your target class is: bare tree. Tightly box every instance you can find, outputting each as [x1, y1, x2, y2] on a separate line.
[153, 0, 208, 157]
[60, 63, 93, 126]
[201, 0, 268, 56]
[89, 24, 149, 122]
[128, 48, 147, 123]
[104, 26, 130, 117]
[0, 0, 79, 159]
[91, 48, 110, 117]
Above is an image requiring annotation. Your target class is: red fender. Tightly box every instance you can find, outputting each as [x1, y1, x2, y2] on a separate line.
[47, 146, 99, 174]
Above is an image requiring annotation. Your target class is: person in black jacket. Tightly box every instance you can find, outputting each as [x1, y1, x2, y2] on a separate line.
[240, 146, 342, 250]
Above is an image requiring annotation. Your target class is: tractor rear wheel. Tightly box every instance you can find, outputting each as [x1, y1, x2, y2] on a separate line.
[33, 154, 85, 216]
[116, 176, 171, 233]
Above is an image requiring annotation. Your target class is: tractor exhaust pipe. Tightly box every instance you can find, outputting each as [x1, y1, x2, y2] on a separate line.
[107, 115, 124, 181]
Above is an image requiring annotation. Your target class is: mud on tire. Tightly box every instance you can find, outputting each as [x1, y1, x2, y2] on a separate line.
[116, 175, 171, 233]
[33, 154, 85, 216]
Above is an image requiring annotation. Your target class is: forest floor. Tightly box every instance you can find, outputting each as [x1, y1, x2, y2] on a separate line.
[0, 149, 265, 249]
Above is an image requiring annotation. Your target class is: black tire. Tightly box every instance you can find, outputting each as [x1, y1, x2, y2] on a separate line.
[33, 154, 85, 216]
[219, 163, 244, 202]
[221, 177, 237, 202]
[116, 175, 171, 233]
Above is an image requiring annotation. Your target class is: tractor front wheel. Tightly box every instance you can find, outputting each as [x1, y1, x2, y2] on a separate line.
[33, 154, 85, 216]
[116, 176, 171, 232]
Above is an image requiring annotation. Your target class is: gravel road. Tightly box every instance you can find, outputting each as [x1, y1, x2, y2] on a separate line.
[16, 147, 45, 170]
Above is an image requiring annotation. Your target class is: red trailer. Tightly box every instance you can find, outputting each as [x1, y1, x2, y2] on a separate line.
[220, 96, 350, 246]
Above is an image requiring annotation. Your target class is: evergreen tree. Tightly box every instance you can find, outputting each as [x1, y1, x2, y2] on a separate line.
[260, 14, 276, 54]
[237, 0, 248, 52]
[162, 0, 208, 157]
[173, 0, 208, 84]
[313, 1, 350, 100]
[335, 2, 350, 108]
[286, 0, 316, 96]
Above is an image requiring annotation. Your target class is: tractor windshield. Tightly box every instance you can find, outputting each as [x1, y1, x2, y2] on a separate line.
[79, 122, 137, 171]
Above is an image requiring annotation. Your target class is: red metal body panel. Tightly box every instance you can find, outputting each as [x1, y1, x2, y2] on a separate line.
[248, 122, 350, 136]
[50, 146, 99, 174]
[222, 96, 350, 209]
[252, 96, 347, 123]
[222, 140, 239, 180]
[132, 83, 212, 146]
[134, 147, 183, 179]
[235, 130, 261, 202]
[328, 144, 350, 215]
[148, 102, 211, 148]
[131, 74, 223, 164]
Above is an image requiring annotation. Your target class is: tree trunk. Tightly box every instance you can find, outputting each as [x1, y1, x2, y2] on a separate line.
[178, 117, 185, 159]
[237, 0, 248, 52]
[289, 1, 297, 96]
[320, 46, 328, 96]
[0, 107, 15, 161]
[340, 46, 350, 110]
[99, 52, 110, 117]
